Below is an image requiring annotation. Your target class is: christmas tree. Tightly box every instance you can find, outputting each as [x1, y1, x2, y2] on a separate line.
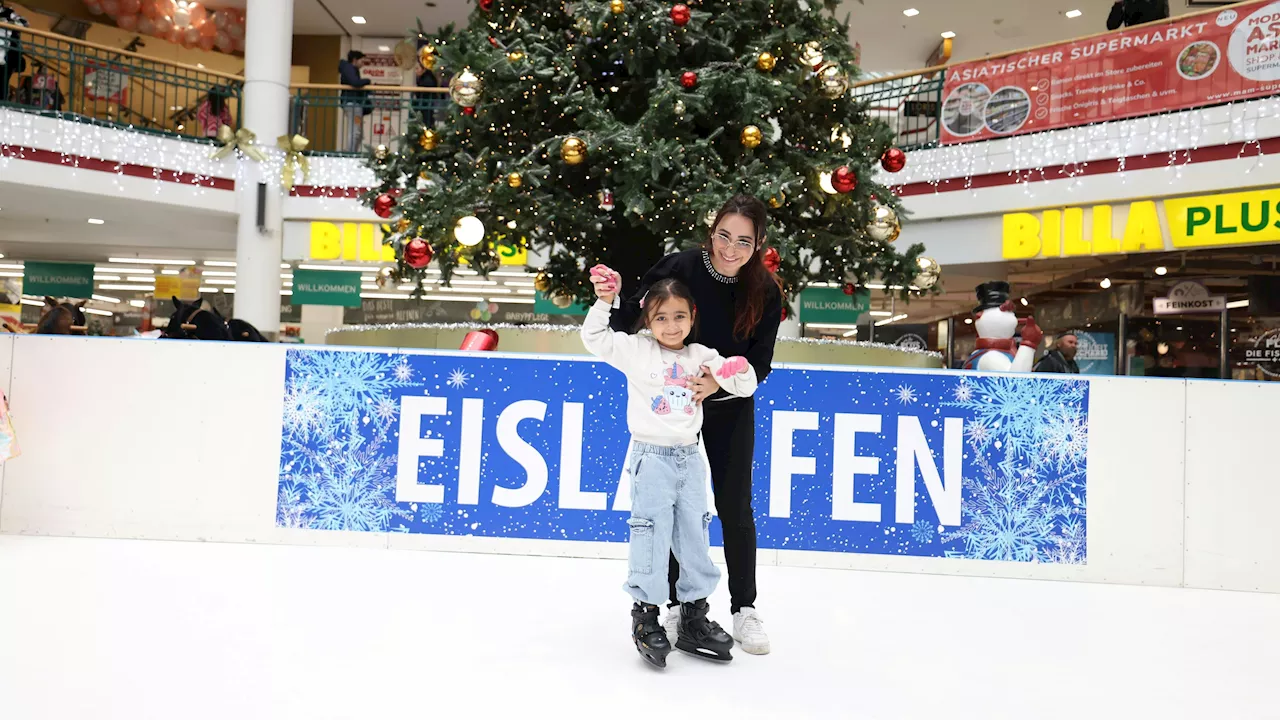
[364, 0, 935, 306]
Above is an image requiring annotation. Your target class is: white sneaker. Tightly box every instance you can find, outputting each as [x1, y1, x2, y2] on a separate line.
[662, 605, 680, 639]
[732, 608, 770, 655]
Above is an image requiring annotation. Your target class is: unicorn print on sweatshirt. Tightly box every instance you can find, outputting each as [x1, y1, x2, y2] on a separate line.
[651, 361, 696, 416]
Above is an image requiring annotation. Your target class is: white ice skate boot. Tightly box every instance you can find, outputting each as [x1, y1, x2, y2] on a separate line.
[662, 604, 680, 639]
[732, 608, 770, 655]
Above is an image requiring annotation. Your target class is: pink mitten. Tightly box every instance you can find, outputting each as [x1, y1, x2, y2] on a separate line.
[589, 264, 618, 294]
[717, 356, 749, 379]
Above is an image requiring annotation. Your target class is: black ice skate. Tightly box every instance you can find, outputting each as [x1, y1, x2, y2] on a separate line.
[631, 602, 672, 669]
[675, 599, 733, 662]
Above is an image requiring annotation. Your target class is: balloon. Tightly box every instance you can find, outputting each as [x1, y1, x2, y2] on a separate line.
[213, 10, 227, 28]
[227, 22, 244, 40]
[154, 16, 173, 34]
[215, 31, 232, 51]
[137, 16, 154, 34]
[232, 35, 244, 52]
[102, 0, 120, 16]
[168, 27, 184, 44]
[187, 5, 207, 27]
[86, 1, 104, 15]
[184, 26, 200, 44]
[141, 0, 157, 19]
[117, 13, 138, 30]
[197, 34, 215, 51]
[121, 0, 141, 13]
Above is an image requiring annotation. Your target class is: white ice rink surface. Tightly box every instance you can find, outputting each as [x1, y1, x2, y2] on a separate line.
[2, 536, 1278, 720]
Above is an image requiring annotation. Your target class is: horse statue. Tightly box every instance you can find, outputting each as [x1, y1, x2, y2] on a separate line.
[33, 297, 87, 335]
[161, 296, 268, 342]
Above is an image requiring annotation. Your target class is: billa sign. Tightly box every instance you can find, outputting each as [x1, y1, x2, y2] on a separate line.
[941, 0, 1280, 144]
[284, 221, 528, 266]
[1002, 187, 1280, 260]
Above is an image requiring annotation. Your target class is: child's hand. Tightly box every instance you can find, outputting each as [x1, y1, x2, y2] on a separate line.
[717, 356, 749, 379]
[589, 264, 620, 304]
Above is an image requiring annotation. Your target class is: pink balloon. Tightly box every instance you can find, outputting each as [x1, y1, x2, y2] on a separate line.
[137, 16, 154, 34]
[197, 35, 215, 51]
[213, 10, 227, 28]
[215, 30, 231, 49]
[121, 0, 141, 13]
[199, 20, 216, 38]
[117, 13, 138, 30]
[154, 16, 172, 34]
[168, 27, 184, 44]
[187, 5, 206, 26]
[232, 35, 244, 52]
[85, 0, 104, 15]
[227, 23, 244, 40]
[102, 0, 120, 16]
[184, 26, 200, 44]
[140, 0, 157, 19]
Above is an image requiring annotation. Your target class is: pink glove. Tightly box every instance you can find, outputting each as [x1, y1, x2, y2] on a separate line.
[717, 356, 749, 379]
[589, 264, 618, 294]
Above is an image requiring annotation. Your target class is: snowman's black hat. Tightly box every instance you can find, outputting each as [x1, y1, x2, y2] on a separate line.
[974, 281, 1011, 314]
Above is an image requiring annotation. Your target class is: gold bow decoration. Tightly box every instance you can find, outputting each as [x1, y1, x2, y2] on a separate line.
[277, 134, 311, 192]
[210, 125, 267, 162]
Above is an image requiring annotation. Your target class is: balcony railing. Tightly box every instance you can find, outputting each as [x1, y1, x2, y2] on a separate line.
[287, 84, 449, 156]
[852, 68, 946, 151]
[0, 21, 241, 142]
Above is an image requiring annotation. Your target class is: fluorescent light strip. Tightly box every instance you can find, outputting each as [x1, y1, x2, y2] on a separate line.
[83, 308, 112, 317]
[204, 261, 237, 268]
[160, 269, 180, 276]
[201, 271, 237, 277]
[126, 276, 157, 283]
[1227, 300, 1249, 309]
[93, 275, 121, 281]
[805, 323, 861, 330]
[868, 311, 893, 317]
[108, 258, 195, 265]
[198, 287, 219, 293]
[98, 284, 156, 291]
[205, 279, 236, 285]
[874, 314, 909, 327]
[280, 290, 292, 296]
[0, 272, 23, 278]
[297, 264, 384, 273]
[97, 267, 153, 274]
[19, 298, 43, 307]
[0, 263, 24, 270]
[92, 294, 121, 304]
[496, 298, 535, 305]
[129, 300, 146, 308]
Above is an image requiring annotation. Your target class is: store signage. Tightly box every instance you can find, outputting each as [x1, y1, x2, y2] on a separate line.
[895, 334, 928, 351]
[154, 267, 203, 301]
[941, 0, 1280, 144]
[283, 221, 528, 266]
[800, 287, 871, 324]
[1003, 188, 1280, 260]
[1074, 332, 1115, 375]
[22, 261, 94, 298]
[1153, 281, 1226, 315]
[1243, 327, 1280, 377]
[291, 269, 362, 307]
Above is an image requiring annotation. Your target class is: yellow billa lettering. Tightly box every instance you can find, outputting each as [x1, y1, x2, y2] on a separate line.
[1042, 210, 1062, 257]
[1002, 212, 1041, 259]
[309, 222, 342, 260]
[1091, 205, 1119, 254]
[1062, 207, 1090, 256]
[1121, 201, 1162, 252]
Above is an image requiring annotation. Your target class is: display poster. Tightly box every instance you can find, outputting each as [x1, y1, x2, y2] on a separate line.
[277, 349, 1091, 565]
[1074, 332, 1115, 375]
[83, 61, 129, 103]
[0, 276, 21, 333]
[941, 1, 1280, 144]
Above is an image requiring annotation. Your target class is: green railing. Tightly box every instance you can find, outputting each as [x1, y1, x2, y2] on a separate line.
[0, 21, 241, 142]
[289, 84, 449, 156]
[852, 68, 946, 152]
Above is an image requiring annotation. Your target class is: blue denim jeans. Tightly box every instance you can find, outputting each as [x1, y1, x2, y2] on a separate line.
[623, 442, 720, 605]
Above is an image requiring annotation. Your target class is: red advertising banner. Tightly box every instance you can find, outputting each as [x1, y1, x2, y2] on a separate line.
[940, 0, 1280, 144]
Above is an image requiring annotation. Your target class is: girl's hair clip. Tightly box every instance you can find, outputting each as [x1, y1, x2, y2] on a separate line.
[639, 291, 649, 309]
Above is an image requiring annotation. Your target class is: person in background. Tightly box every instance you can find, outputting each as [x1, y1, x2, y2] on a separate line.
[413, 38, 438, 127]
[1035, 331, 1081, 374]
[0, 1, 29, 103]
[338, 50, 372, 153]
[196, 86, 233, 138]
[1107, 0, 1170, 30]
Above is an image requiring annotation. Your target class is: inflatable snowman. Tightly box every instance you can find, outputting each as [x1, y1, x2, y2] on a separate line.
[963, 281, 1043, 372]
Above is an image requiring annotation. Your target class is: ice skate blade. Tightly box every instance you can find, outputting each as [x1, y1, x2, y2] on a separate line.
[634, 640, 669, 669]
[675, 638, 733, 662]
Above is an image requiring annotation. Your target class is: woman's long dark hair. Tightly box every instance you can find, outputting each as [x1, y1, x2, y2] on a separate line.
[705, 194, 783, 340]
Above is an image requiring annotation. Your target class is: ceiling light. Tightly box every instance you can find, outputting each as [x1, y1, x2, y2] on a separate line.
[297, 264, 382, 272]
[1176, 326, 1183, 331]
[19, 298, 44, 307]
[98, 284, 155, 291]
[351, 15, 366, 24]
[903, 8, 919, 16]
[940, 31, 956, 39]
[1066, 9, 1083, 18]
[378, 45, 391, 52]
[129, 300, 146, 308]
[126, 276, 157, 283]
[1020, 297, 1029, 306]
[108, 258, 195, 265]
[87, 218, 105, 225]
[1226, 299, 1249, 309]
[1154, 266, 1168, 275]
[868, 310, 893, 317]
[0, 272, 24, 278]
[964, 318, 973, 325]
[497, 298, 535, 305]
[1100, 277, 1112, 289]
[83, 308, 113, 317]
[0, 263, 24, 270]
[875, 313, 909, 327]
[204, 260, 237, 267]
[93, 275, 121, 281]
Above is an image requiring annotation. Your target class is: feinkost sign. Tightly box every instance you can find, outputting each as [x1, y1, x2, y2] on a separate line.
[941, 0, 1280, 144]
[1003, 187, 1280, 260]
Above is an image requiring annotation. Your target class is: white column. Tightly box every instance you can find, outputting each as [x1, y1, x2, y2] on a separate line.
[234, 0, 295, 338]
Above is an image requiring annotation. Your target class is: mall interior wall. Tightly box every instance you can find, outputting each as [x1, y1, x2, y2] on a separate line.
[0, 336, 1276, 594]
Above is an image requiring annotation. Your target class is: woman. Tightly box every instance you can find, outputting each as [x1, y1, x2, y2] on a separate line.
[592, 194, 782, 656]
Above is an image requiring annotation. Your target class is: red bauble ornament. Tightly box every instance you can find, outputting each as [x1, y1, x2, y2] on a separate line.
[762, 247, 781, 273]
[479, 0, 494, 11]
[488, 36, 498, 46]
[832, 166, 857, 194]
[670, 3, 690, 25]
[373, 193, 396, 218]
[881, 147, 907, 173]
[680, 71, 698, 89]
[404, 238, 433, 269]
[780, 306, 788, 321]
[843, 283, 856, 296]
[462, 106, 476, 116]
[460, 329, 499, 352]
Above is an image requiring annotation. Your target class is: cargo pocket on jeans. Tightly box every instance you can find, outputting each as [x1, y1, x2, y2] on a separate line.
[627, 518, 655, 574]
[702, 512, 712, 545]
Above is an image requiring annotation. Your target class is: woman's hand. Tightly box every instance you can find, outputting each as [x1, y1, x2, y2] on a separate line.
[691, 366, 721, 403]
[589, 264, 621, 304]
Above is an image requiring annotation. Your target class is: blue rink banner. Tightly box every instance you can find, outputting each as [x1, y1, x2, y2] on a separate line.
[276, 349, 1089, 564]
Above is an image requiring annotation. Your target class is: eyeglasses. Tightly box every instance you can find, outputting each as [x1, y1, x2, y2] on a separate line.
[713, 232, 755, 251]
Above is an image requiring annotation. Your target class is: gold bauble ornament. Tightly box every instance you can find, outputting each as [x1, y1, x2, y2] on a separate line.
[816, 63, 849, 99]
[376, 267, 395, 289]
[418, 44, 437, 70]
[560, 136, 587, 165]
[396, 218, 412, 233]
[674, 99, 686, 117]
[756, 51, 776, 72]
[507, 50, 525, 62]
[867, 205, 901, 243]
[768, 192, 785, 209]
[609, 0, 626, 13]
[449, 68, 483, 108]
[798, 41, 824, 69]
[534, 272, 552, 293]
[550, 290, 574, 309]
[507, 172, 523, 188]
[374, 144, 390, 160]
[418, 128, 439, 151]
[913, 256, 941, 290]
[740, 125, 763, 149]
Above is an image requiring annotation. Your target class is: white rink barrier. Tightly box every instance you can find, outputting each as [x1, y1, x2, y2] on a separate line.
[0, 335, 1276, 594]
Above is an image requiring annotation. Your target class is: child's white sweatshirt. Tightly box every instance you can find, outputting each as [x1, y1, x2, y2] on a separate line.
[581, 299, 758, 447]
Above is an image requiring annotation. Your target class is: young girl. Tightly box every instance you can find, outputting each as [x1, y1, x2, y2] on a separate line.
[581, 270, 757, 669]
